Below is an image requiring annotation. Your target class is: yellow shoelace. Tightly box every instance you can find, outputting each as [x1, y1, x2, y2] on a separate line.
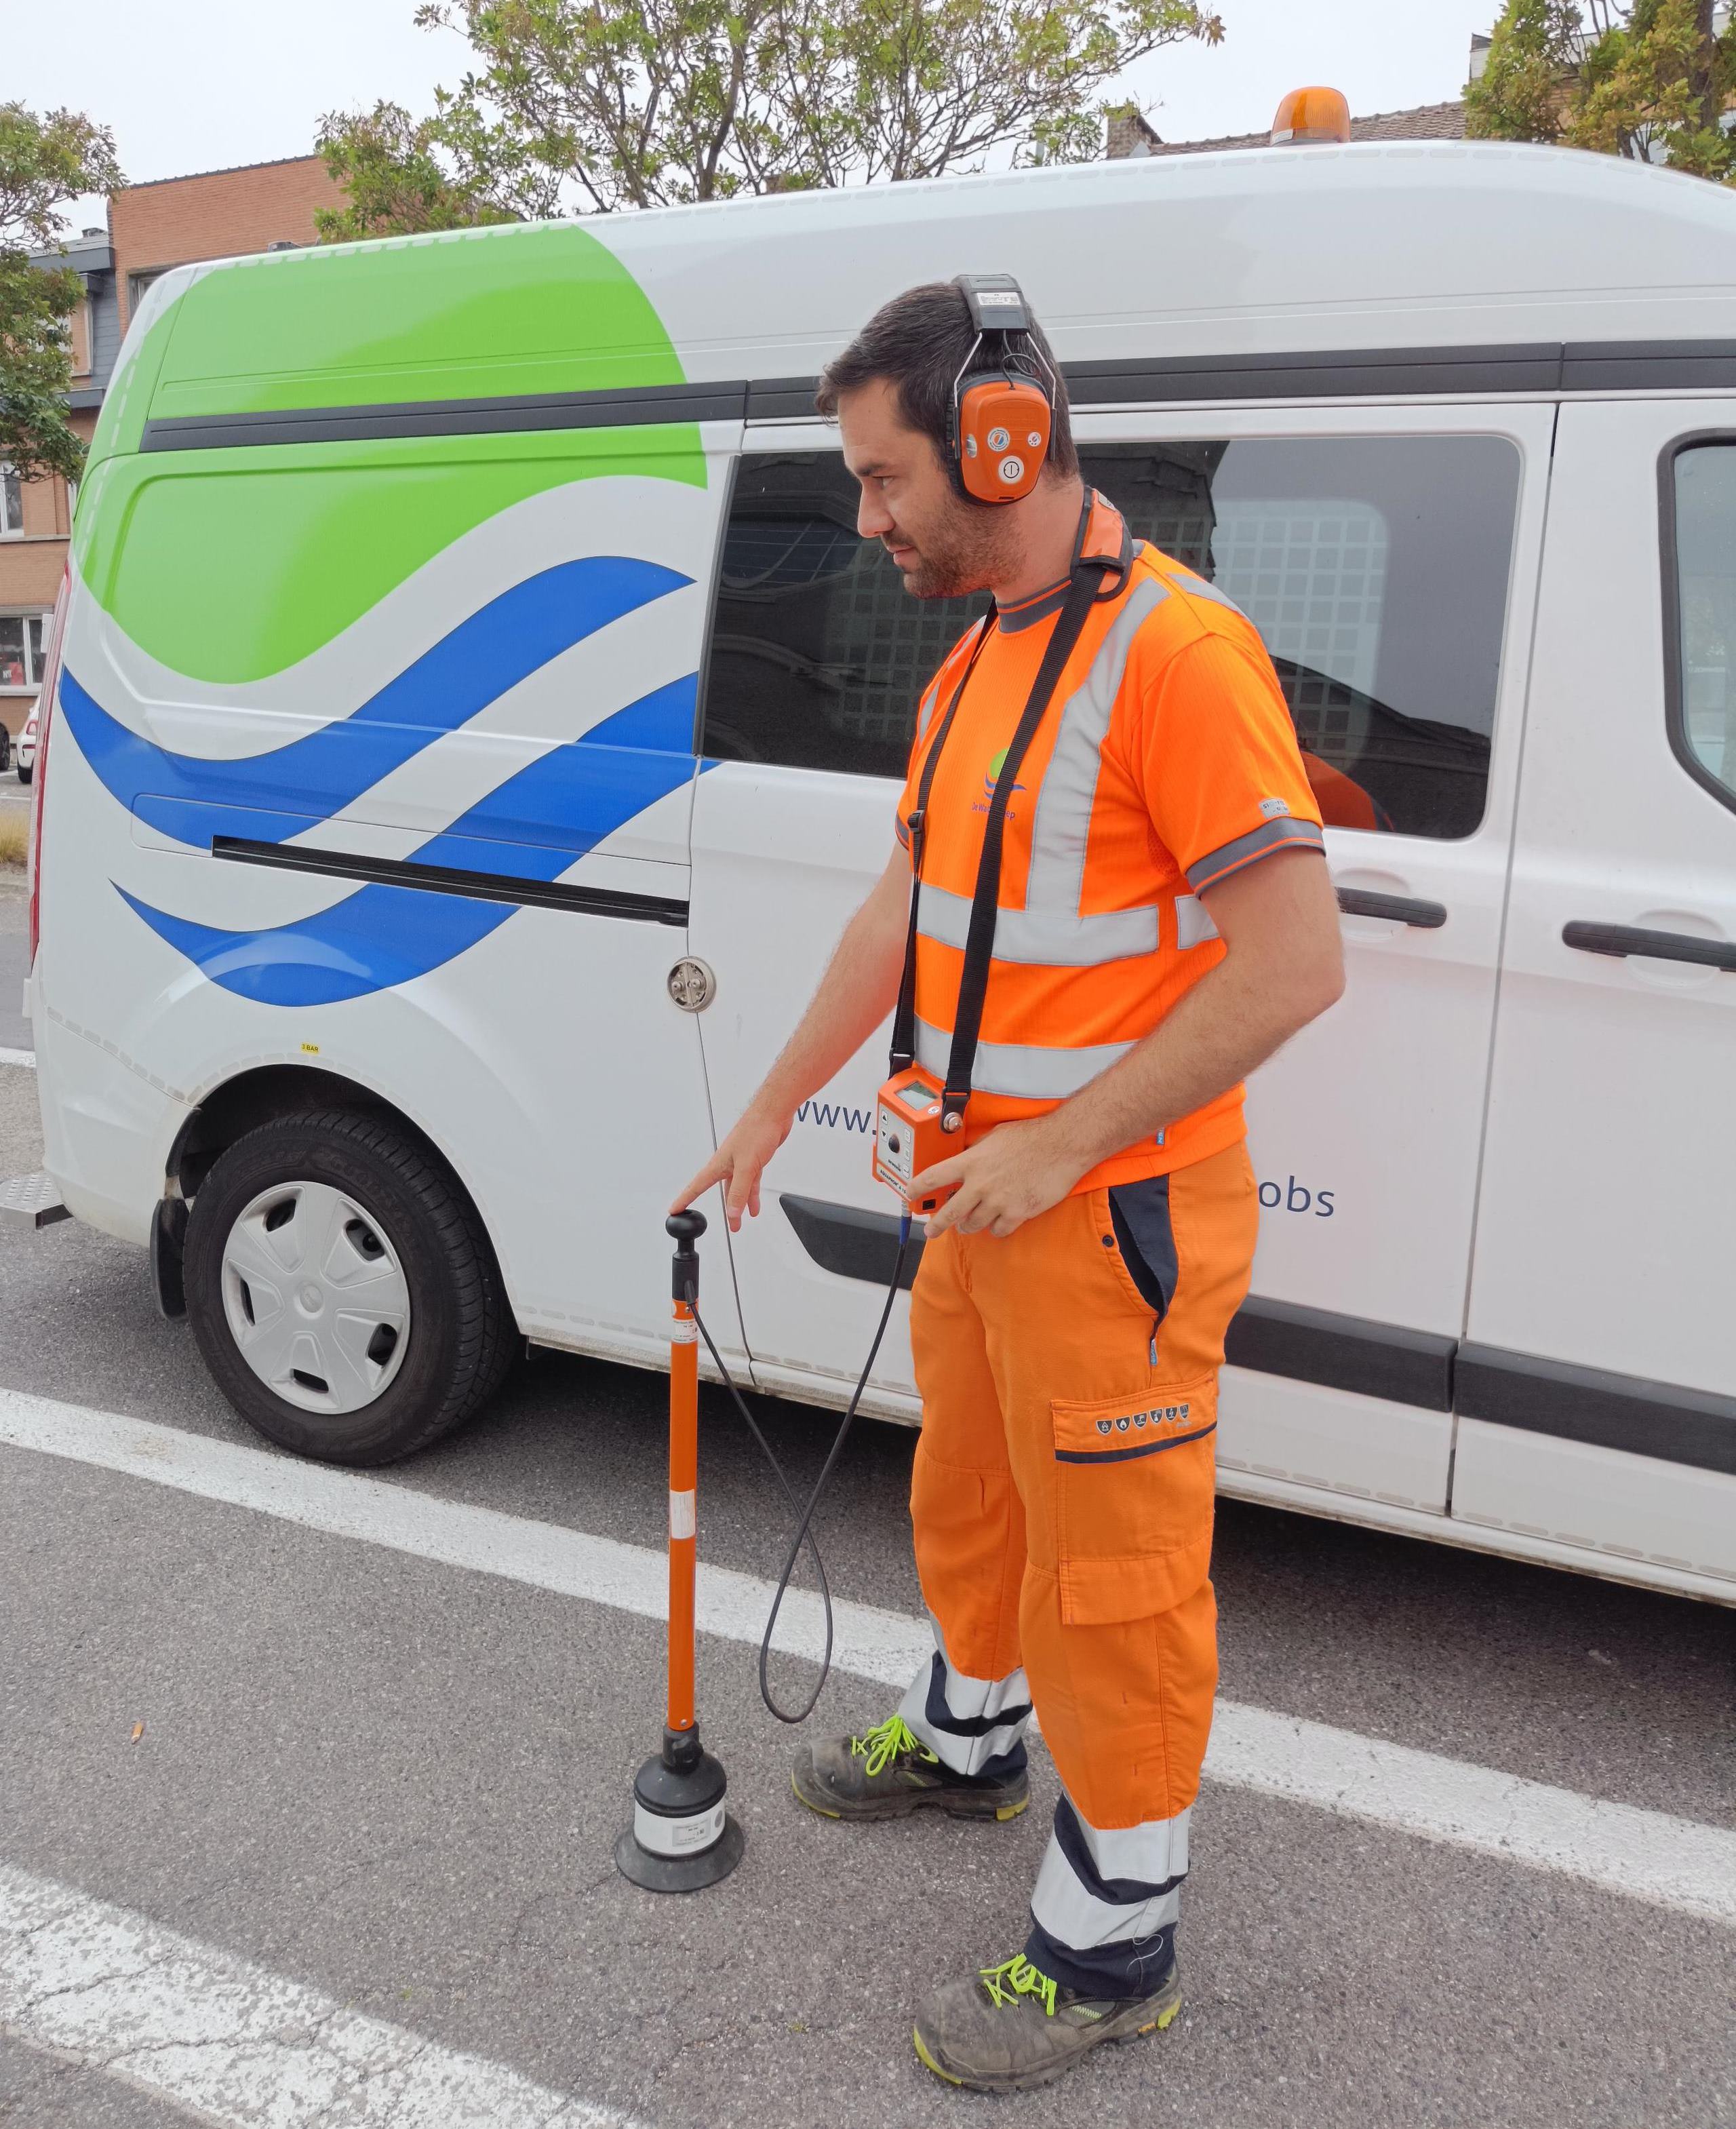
[850, 1712, 939, 1778]
[979, 1954, 1059, 2018]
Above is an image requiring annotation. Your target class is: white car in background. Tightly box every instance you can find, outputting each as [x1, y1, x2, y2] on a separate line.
[16, 707, 37, 783]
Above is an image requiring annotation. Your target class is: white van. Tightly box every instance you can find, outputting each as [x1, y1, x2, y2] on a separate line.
[16, 138, 1736, 1601]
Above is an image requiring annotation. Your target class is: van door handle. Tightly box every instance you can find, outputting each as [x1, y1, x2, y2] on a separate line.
[1335, 888, 1447, 929]
[1562, 920, 1736, 971]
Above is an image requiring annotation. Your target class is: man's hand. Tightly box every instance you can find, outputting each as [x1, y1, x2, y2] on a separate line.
[911, 1115, 1090, 1241]
[671, 1103, 792, 1231]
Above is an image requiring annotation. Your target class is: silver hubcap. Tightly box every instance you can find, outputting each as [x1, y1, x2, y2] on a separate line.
[220, 1181, 412, 1415]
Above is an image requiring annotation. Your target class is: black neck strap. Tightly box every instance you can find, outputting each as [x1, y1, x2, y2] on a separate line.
[889, 494, 1124, 1125]
[888, 609, 993, 1075]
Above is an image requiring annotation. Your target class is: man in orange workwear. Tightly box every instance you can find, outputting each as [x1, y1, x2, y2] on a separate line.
[673, 281, 1344, 2095]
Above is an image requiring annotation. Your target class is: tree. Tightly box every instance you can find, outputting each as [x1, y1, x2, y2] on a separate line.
[1463, 0, 1583, 142]
[1568, 0, 1735, 176]
[1466, 0, 1736, 182]
[315, 100, 514, 241]
[0, 102, 123, 484]
[317, 0, 1225, 233]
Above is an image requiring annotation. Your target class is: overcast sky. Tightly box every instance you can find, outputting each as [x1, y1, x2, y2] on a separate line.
[15, 0, 1499, 230]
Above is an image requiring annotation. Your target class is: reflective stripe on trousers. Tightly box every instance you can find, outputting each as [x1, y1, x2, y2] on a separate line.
[901, 1625, 1189, 1968]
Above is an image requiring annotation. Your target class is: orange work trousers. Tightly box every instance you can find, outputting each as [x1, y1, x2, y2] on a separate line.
[906, 1140, 1257, 1835]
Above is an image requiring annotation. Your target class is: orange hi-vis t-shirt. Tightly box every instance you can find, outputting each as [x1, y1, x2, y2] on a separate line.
[896, 492, 1326, 1192]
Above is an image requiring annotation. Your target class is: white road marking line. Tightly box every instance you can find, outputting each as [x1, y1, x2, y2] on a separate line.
[0, 1859, 644, 2128]
[5, 1388, 1735, 1930]
[0, 1047, 34, 1069]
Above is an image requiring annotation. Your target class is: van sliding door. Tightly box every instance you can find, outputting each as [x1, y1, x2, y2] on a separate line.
[687, 406, 1553, 1490]
[1460, 400, 1736, 1590]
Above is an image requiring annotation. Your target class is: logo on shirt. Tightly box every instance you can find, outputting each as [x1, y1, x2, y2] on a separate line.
[974, 747, 1028, 814]
[1258, 796, 1291, 819]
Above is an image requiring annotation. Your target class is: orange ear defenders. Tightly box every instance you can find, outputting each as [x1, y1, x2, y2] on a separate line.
[949, 275, 1057, 506]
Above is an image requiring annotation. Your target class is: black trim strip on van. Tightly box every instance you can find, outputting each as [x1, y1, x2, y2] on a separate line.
[142, 381, 749, 452]
[1457, 1344, 1736, 1479]
[137, 338, 1736, 452]
[1223, 1295, 1455, 1410]
[776, 1194, 1734, 1476]
[211, 835, 688, 925]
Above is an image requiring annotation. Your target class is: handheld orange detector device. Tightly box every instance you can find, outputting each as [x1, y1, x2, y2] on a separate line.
[873, 1067, 958, 1214]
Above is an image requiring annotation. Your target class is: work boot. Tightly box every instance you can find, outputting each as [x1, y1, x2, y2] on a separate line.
[912, 1949, 1181, 2094]
[790, 1712, 1028, 1822]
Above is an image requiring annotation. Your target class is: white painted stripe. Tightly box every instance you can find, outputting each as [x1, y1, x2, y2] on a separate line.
[4, 1388, 1735, 1928]
[0, 1858, 644, 2128]
[0, 1047, 34, 1069]
[0, 1389, 931, 1683]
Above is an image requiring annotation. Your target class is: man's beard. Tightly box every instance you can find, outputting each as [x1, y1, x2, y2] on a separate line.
[892, 497, 1019, 600]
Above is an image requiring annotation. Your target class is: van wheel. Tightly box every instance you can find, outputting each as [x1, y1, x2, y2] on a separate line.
[16, 762, 28, 785]
[184, 1109, 512, 1465]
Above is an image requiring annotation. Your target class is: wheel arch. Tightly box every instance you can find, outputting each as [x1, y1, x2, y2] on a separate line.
[163, 1063, 513, 1331]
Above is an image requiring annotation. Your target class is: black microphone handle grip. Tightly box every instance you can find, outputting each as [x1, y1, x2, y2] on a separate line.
[667, 1209, 707, 1302]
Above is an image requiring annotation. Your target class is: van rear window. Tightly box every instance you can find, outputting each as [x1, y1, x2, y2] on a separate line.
[701, 435, 1521, 840]
[1669, 442, 1736, 814]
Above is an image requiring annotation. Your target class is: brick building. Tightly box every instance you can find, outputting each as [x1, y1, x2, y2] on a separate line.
[1, 155, 344, 743]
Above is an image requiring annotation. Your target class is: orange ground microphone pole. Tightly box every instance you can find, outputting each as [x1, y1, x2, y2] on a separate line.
[616, 1210, 745, 1892]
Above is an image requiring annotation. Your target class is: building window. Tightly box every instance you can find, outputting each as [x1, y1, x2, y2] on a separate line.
[702, 434, 1520, 839]
[0, 614, 52, 692]
[127, 268, 164, 318]
[0, 464, 21, 537]
[1670, 440, 1736, 810]
[70, 296, 93, 380]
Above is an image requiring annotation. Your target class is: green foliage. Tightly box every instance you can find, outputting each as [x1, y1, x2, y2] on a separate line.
[1566, 0, 1736, 175]
[314, 101, 514, 240]
[1466, 0, 1736, 182]
[0, 102, 123, 484]
[317, 0, 1225, 231]
[1464, 0, 1583, 141]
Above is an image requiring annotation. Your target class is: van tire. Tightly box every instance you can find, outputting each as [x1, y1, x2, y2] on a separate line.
[183, 1109, 512, 1466]
[16, 762, 30, 785]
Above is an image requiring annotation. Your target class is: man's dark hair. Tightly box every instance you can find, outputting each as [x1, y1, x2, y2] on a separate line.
[814, 281, 1078, 488]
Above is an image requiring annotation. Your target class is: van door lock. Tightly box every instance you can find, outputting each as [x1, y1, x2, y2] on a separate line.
[667, 958, 717, 1011]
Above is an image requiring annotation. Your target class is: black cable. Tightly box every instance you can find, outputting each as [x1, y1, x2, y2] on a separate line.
[686, 1211, 911, 1723]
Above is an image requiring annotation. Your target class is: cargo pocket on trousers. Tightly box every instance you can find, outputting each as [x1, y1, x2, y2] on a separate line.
[1051, 1377, 1217, 1626]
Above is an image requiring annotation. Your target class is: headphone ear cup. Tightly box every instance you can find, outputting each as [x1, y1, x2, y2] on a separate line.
[955, 377, 1051, 504]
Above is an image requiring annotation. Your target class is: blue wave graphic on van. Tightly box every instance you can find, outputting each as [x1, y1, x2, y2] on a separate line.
[60, 554, 690, 848]
[115, 676, 702, 1007]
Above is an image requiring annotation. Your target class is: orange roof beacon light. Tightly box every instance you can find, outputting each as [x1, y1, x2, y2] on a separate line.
[1271, 85, 1352, 146]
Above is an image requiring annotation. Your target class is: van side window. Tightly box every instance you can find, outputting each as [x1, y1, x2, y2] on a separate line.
[1668, 442, 1736, 813]
[703, 435, 1521, 838]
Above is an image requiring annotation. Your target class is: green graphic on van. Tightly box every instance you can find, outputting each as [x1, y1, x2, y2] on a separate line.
[64, 220, 713, 1002]
[77, 221, 705, 684]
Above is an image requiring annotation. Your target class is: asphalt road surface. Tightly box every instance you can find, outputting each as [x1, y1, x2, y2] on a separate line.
[1, 943, 1731, 2128]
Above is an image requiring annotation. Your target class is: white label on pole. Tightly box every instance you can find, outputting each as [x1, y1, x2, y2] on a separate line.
[671, 1318, 697, 1346]
[669, 1489, 696, 1540]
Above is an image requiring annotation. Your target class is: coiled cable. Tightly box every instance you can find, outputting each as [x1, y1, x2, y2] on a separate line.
[684, 1210, 912, 1723]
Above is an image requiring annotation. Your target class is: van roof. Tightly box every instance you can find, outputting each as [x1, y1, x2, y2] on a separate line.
[111, 141, 1736, 437]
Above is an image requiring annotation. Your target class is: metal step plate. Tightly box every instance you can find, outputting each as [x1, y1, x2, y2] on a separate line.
[0, 1172, 71, 1231]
